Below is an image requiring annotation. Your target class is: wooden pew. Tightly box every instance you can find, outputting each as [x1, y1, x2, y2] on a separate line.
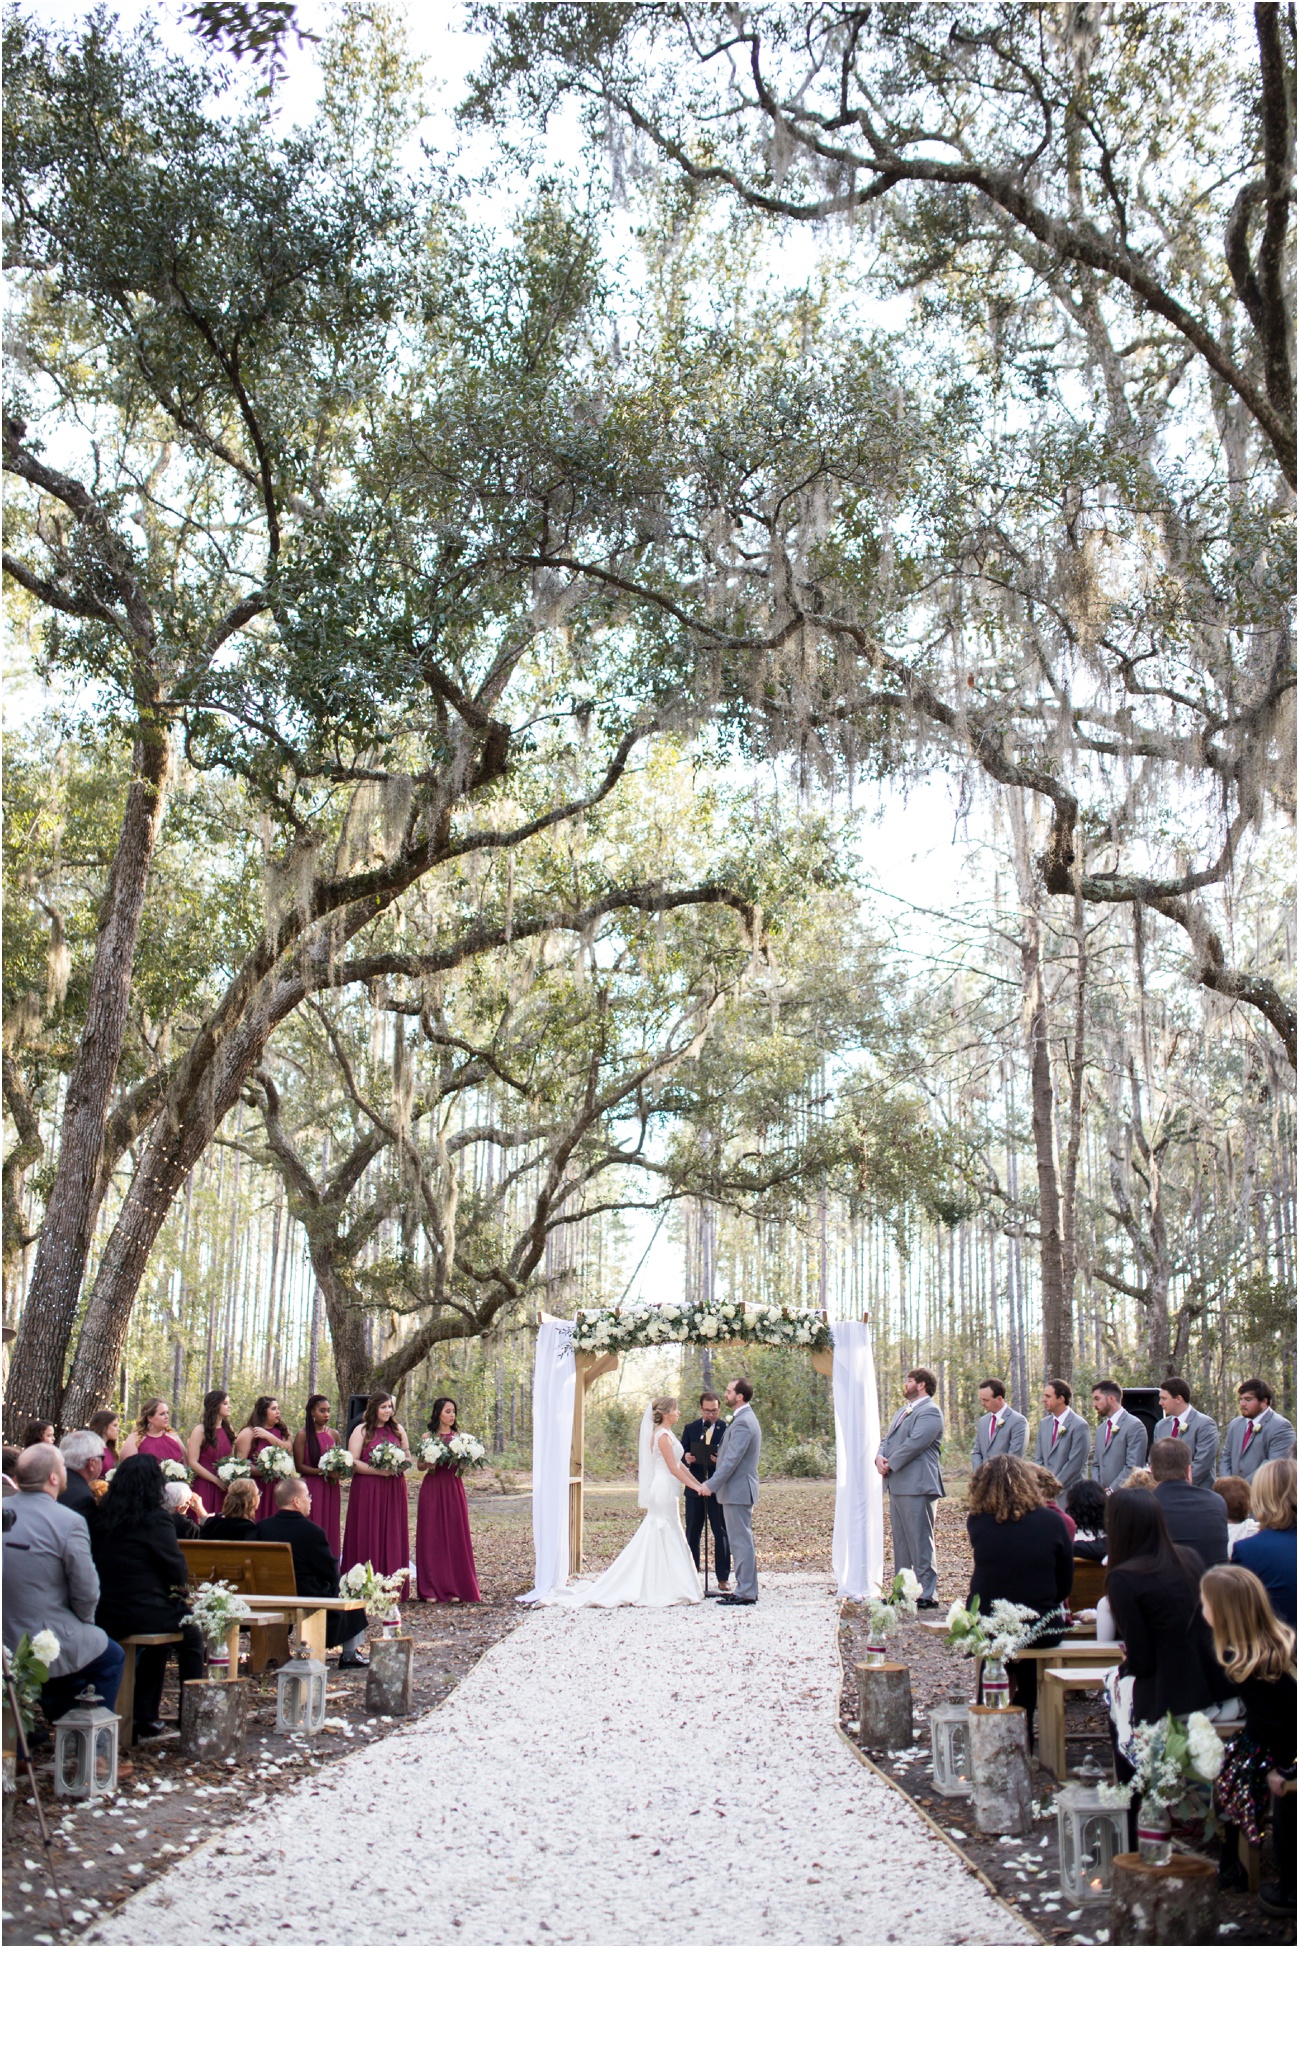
[180, 1541, 366, 1663]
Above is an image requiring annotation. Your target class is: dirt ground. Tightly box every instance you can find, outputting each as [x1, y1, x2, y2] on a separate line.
[3, 1475, 1292, 1948]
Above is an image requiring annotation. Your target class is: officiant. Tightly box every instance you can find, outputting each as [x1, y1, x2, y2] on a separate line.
[681, 1393, 732, 1591]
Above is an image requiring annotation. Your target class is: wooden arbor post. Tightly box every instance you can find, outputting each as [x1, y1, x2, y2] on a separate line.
[562, 1315, 838, 1575]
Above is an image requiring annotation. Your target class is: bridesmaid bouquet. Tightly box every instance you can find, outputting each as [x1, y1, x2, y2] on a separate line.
[317, 1445, 354, 1479]
[253, 1443, 296, 1483]
[159, 1458, 189, 1482]
[366, 1441, 412, 1474]
[419, 1432, 488, 1473]
[216, 1456, 254, 1484]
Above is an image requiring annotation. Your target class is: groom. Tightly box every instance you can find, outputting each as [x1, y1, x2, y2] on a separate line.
[700, 1378, 761, 1607]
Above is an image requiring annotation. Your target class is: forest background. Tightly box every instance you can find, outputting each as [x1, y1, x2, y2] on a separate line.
[2, 0, 1293, 1476]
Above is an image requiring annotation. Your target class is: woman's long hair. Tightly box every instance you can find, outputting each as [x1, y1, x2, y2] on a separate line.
[1201, 1564, 1297, 1684]
[1251, 1458, 1296, 1532]
[221, 1477, 260, 1522]
[428, 1396, 456, 1436]
[243, 1394, 286, 1438]
[305, 1393, 331, 1469]
[98, 1450, 165, 1534]
[967, 1454, 1042, 1524]
[1104, 1488, 1196, 1584]
[134, 1395, 170, 1440]
[88, 1409, 119, 1445]
[361, 1390, 396, 1448]
[200, 1388, 228, 1454]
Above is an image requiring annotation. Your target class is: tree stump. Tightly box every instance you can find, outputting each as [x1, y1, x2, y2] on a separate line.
[856, 1661, 912, 1749]
[1109, 1851, 1219, 1946]
[366, 1635, 415, 1716]
[180, 1678, 249, 1762]
[967, 1703, 1032, 1834]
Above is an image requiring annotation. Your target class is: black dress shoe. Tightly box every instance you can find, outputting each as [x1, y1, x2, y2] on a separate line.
[916, 1598, 940, 1610]
[133, 1720, 167, 1740]
[717, 1595, 756, 1605]
[337, 1655, 370, 1669]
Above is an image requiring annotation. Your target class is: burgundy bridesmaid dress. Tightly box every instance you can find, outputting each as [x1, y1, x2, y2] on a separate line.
[134, 1431, 189, 1468]
[254, 1426, 294, 1520]
[102, 1445, 117, 1475]
[340, 1425, 411, 1596]
[415, 1449, 481, 1603]
[302, 1426, 343, 1556]
[191, 1424, 235, 1516]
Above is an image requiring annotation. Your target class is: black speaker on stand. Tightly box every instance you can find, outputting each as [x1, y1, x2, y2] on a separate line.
[345, 1394, 368, 1442]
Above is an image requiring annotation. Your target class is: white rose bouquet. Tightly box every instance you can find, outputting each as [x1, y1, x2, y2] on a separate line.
[4, 1632, 61, 1735]
[366, 1440, 412, 1475]
[340, 1561, 410, 1623]
[253, 1443, 296, 1483]
[420, 1432, 488, 1473]
[159, 1458, 189, 1482]
[317, 1445, 354, 1480]
[215, 1456, 254, 1485]
[188, 1579, 253, 1651]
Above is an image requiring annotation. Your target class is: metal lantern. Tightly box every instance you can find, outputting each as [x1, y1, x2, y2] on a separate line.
[53, 1686, 119, 1800]
[275, 1655, 327, 1735]
[1056, 1781, 1129, 1902]
[929, 1703, 973, 1797]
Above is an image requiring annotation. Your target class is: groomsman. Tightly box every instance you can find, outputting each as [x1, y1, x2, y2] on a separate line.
[1220, 1378, 1296, 1478]
[970, 1378, 1027, 1467]
[1152, 1376, 1219, 1489]
[1090, 1379, 1148, 1490]
[680, 1392, 731, 1591]
[1032, 1379, 1090, 1490]
[875, 1367, 944, 1607]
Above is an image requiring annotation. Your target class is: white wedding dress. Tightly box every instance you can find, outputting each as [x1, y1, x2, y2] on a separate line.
[543, 1413, 703, 1608]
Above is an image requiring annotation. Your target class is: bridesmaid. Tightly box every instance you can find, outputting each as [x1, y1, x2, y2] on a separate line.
[294, 1393, 343, 1558]
[88, 1409, 120, 1474]
[187, 1389, 236, 1517]
[415, 1396, 481, 1604]
[119, 1397, 188, 1469]
[340, 1391, 411, 1596]
[233, 1395, 293, 1521]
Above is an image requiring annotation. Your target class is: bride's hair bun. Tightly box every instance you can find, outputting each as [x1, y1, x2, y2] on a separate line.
[651, 1394, 677, 1426]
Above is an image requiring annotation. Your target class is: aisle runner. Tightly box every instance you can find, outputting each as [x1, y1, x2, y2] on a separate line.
[90, 1578, 1030, 1947]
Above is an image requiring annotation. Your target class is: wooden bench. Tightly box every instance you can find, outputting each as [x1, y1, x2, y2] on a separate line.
[180, 1540, 365, 1664]
[116, 1632, 184, 1746]
[1038, 1666, 1110, 1779]
[1069, 1558, 1108, 1610]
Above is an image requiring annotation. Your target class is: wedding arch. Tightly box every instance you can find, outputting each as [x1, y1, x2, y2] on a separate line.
[520, 1302, 884, 1603]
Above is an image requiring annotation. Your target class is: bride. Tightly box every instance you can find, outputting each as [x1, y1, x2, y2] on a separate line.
[546, 1394, 705, 1607]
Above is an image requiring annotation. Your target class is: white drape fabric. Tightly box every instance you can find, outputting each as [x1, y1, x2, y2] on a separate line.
[830, 1319, 885, 1599]
[636, 1402, 655, 1509]
[517, 1319, 576, 1602]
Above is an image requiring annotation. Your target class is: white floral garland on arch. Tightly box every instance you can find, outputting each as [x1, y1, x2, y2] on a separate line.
[572, 1298, 833, 1355]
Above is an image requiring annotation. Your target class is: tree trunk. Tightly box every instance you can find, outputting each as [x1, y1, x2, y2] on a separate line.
[6, 716, 168, 1431]
[1026, 947, 1069, 1377]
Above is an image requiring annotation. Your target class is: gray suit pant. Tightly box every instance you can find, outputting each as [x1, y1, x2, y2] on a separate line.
[721, 1501, 758, 1601]
[889, 1492, 938, 1601]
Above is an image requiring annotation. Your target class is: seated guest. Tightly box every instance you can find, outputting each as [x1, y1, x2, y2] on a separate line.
[198, 1476, 261, 1538]
[1150, 1435, 1229, 1574]
[1032, 1466, 1076, 1542]
[2, 1446, 18, 1495]
[255, 1475, 369, 1668]
[1104, 1490, 1230, 1724]
[966, 1453, 1073, 1745]
[1119, 1466, 1157, 1490]
[1064, 1479, 1109, 1561]
[162, 1480, 208, 1536]
[88, 1453, 204, 1741]
[1214, 1476, 1259, 1553]
[1200, 1564, 1296, 1917]
[1232, 1460, 1297, 1629]
[57, 1431, 106, 1521]
[23, 1420, 56, 1448]
[2, 1446, 124, 1722]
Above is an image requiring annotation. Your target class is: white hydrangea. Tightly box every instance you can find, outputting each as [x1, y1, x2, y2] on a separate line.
[1185, 1712, 1225, 1782]
[31, 1630, 61, 1667]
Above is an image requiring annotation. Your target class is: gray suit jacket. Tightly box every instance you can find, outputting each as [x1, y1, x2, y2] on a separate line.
[1153, 1408, 1220, 1489]
[708, 1402, 761, 1506]
[1220, 1409, 1296, 1478]
[1091, 1407, 1149, 1489]
[880, 1398, 946, 1499]
[1, 1488, 108, 1677]
[971, 1405, 1027, 1467]
[1032, 1408, 1090, 1490]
